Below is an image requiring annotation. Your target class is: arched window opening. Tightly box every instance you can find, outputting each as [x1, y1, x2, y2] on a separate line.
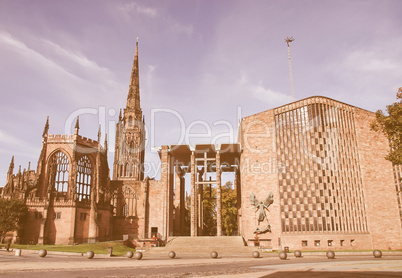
[128, 116, 133, 127]
[76, 156, 92, 201]
[49, 151, 69, 194]
[129, 141, 134, 155]
[133, 164, 138, 179]
[125, 163, 129, 177]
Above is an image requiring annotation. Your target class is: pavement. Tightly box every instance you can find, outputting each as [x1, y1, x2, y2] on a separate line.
[0, 248, 402, 277]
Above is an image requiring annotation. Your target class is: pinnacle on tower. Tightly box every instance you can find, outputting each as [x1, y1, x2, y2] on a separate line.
[98, 125, 102, 142]
[42, 116, 49, 137]
[8, 156, 14, 174]
[126, 39, 140, 110]
[104, 133, 108, 154]
[75, 116, 80, 135]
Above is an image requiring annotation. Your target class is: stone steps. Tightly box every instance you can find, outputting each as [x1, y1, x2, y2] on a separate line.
[146, 236, 259, 256]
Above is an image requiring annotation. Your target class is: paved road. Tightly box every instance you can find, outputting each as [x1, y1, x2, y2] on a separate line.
[1, 250, 402, 277]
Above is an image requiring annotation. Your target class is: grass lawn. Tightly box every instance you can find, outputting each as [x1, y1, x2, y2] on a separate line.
[0, 241, 136, 256]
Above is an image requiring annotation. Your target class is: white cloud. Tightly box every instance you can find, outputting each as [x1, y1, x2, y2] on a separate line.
[344, 50, 401, 72]
[118, 2, 158, 18]
[0, 129, 37, 157]
[145, 64, 158, 97]
[0, 30, 125, 108]
[116, 2, 193, 38]
[249, 82, 292, 105]
[42, 39, 111, 76]
[166, 21, 193, 38]
[234, 72, 291, 106]
[0, 31, 72, 75]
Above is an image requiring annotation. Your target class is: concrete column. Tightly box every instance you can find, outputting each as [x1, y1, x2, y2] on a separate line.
[216, 151, 222, 236]
[190, 151, 197, 236]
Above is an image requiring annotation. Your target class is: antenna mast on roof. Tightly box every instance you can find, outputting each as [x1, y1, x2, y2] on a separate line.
[285, 36, 295, 102]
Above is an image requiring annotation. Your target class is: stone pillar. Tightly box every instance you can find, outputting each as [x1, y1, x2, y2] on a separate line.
[216, 151, 222, 236]
[174, 166, 182, 235]
[88, 155, 98, 243]
[88, 190, 98, 243]
[235, 167, 241, 235]
[190, 151, 197, 236]
[143, 176, 149, 238]
[37, 208, 47, 245]
[180, 171, 185, 235]
[160, 146, 171, 238]
[168, 155, 174, 237]
[69, 147, 79, 244]
[68, 207, 77, 245]
[198, 169, 204, 235]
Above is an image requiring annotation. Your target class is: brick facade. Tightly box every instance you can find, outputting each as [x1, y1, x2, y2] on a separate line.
[238, 96, 402, 250]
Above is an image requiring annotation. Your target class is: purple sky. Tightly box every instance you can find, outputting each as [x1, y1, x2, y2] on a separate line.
[1, 0, 401, 185]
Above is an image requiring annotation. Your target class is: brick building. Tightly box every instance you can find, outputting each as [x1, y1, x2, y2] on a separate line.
[238, 96, 402, 250]
[2, 42, 401, 250]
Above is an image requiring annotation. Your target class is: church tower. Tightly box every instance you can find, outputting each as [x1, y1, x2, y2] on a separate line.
[113, 39, 145, 181]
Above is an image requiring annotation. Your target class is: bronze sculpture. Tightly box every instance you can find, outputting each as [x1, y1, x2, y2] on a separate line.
[250, 192, 274, 234]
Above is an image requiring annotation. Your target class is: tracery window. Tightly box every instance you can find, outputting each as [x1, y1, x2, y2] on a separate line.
[122, 186, 137, 217]
[76, 156, 92, 201]
[49, 151, 69, 193]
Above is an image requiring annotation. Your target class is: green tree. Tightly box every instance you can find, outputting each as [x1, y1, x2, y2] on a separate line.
[202, 185, 216, 236]
[0, 199, 28, 238]
[371, 88, 402, 165]
[221, 181, 238, 236]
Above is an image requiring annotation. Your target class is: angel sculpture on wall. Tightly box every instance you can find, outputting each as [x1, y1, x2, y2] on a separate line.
[250, 192, 274, 234]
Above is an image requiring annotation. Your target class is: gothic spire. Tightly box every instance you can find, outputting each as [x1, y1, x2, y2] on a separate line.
[42, 116, 49, 137]
[126, 38, 140, 110]
[75, 116, 80, 135]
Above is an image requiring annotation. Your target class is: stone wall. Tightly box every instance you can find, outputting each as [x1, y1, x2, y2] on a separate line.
[45, 206, 75, 245]
[239, 109, 281, 248]
[147, 180, 166, 239]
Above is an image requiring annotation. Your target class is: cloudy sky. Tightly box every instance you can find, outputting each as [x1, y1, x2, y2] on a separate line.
[0, 0, 401, 185]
